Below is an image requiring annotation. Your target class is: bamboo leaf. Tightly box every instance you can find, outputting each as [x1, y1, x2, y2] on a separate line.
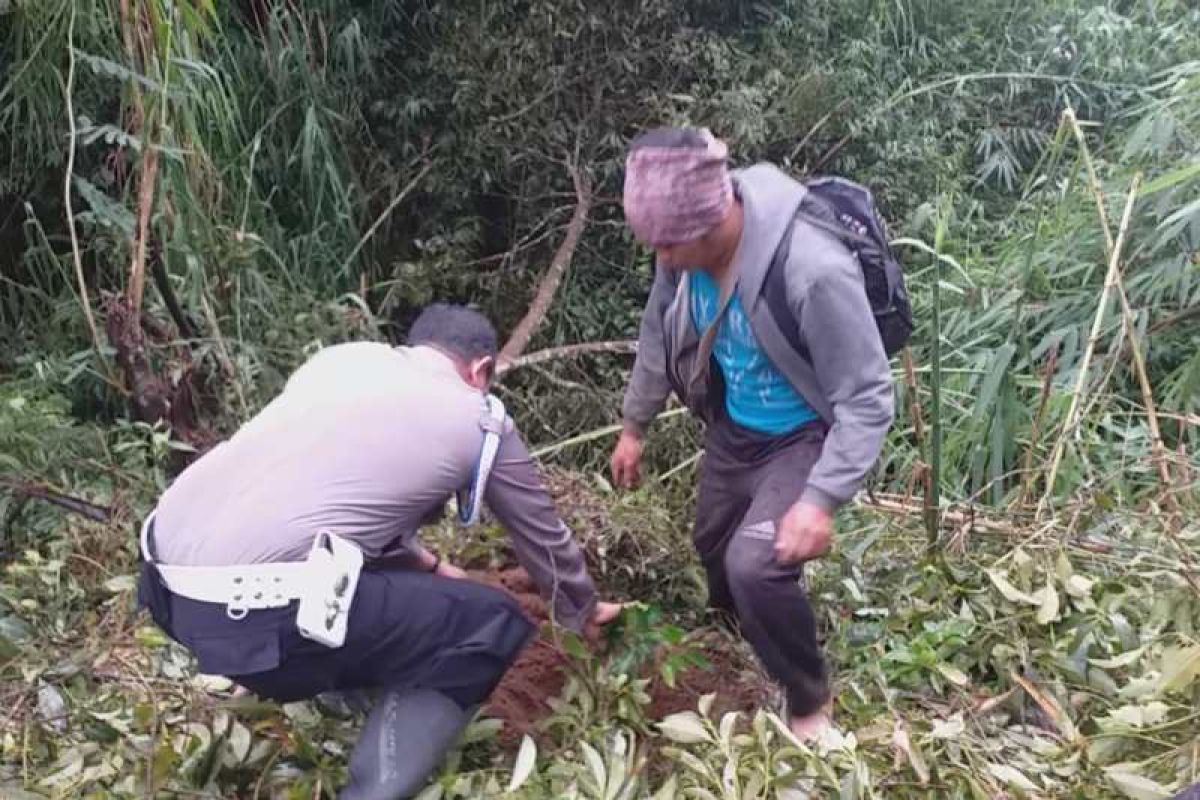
[1140, 161, 1200, 195]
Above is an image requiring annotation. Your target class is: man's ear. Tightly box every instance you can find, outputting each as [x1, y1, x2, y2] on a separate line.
[468, 356, 495, 390]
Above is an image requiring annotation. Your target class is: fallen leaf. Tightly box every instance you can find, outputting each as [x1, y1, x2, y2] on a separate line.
[506, 734, 537, 793]
[1104, 768, 1173, 800]
[987, 569, 1038, 605]
[1156, 645, 1200, 696]
[929, 714, 966, 739]
[1065, 574, 1095, 598]
[987, 763, 1040, 793]
[936, 662, 970, 687]
[1091, 647, 1146, 669]
[892, 720, 930, 784]
[1010, 671, 1079, 742]
[1036, 581, 1060, 625]
[103, 574, 137, 593]
[657, 711, 711, 744]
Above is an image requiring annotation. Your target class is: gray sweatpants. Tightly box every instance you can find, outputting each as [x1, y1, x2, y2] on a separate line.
[693, 418, 831, 717]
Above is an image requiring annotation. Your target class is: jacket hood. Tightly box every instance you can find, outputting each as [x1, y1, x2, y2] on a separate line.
[728, 163, 809, 303]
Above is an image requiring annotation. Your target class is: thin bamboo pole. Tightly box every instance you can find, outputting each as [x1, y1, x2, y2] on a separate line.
[1039, 174, 1141, 518]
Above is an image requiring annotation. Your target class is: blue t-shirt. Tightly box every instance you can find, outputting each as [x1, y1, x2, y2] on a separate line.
[689, 271, 818, 435]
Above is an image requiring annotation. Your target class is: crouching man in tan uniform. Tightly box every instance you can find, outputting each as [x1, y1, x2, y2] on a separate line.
[138, 303, 620, 799]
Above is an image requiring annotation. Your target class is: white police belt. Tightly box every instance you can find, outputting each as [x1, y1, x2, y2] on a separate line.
[141, 516, 363, 648]
[456, 393, 506, 526]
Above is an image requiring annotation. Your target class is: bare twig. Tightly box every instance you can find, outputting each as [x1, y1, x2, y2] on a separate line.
[788, 99, 852, 164]
[497, 340, 636, 376]
[1039, 173, 1141, 518]
[62, 3, 102, 353]
[1148, 305, 1200, 336]
[499, 164, 594, 364]
[339, 160, 434, 277]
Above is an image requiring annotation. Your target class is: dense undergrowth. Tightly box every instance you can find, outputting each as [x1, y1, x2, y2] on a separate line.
[1, 0, 1198, 797]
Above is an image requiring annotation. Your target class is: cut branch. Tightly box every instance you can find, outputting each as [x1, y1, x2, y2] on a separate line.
[0, 478, 112, 523]
[499, 164, 593, 364]
[497, 340, 636, 376]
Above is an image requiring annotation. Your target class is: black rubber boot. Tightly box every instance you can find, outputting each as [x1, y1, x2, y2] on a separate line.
[338, 688, 470, 800]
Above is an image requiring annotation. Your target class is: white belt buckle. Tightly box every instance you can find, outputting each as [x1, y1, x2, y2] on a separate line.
[295, 531, 363, 649]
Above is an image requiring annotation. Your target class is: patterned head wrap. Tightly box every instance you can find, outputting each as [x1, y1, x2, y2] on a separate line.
[623, 127, 734, 246]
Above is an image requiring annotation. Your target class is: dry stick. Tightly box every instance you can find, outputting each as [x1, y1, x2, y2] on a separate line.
[499, 164, 593, 364]
[62, 3, 102, 353]
[497, 339, 637, 376]
[1038, 174, 1141, 519]
[1066, 109, 1177, 501]
[861, 493, 1023, 538]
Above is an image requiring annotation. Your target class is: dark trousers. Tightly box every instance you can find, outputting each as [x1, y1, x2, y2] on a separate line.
[139, 556, 534, 710]
[693, 419, 830, 716]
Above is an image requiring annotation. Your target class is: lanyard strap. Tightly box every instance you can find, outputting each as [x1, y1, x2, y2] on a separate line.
[457, 394, 506, 525]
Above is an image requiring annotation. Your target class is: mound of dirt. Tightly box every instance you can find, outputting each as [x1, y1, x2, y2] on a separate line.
[468, 567, 571, 748]
[469, 566, 770, 748]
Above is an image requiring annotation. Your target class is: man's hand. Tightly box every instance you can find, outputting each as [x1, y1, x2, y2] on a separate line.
[774, 501, 834, 565]
[593, 601, 624, 625]
[583, 601, 625, 645]
[610, 430, 644, 489]
[434, 560, 468, 580]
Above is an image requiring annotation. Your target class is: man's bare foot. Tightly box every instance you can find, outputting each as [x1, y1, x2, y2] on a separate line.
[789, 709, 832, 741]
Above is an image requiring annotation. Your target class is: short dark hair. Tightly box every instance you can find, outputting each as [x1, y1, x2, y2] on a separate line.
[629, 126, 711, 152]
[407, 303, 498, 363]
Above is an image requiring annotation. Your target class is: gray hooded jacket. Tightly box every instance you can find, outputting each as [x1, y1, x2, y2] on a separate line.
[621, 163, 895, 511]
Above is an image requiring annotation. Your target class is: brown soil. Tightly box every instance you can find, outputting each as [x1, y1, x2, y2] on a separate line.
[469, 566, 770, 749]
[645, 635, 771, 720]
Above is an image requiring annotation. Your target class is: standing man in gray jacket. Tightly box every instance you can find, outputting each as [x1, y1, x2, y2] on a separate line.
[610, 128, 895, 739]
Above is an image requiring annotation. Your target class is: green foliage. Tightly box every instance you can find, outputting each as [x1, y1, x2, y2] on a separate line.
[2, 0, 1199, 797]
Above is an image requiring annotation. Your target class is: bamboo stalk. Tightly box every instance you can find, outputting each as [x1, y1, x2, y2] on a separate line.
[1038, 174, 1141, 518]
[927, 205, 948, 551]
[901, 347, 935, 544]
[1019, 346, 1058, 505]
[62, 2, 102, 354]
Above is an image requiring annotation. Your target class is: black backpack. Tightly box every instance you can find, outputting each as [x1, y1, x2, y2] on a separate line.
[763, 176, 913, 361]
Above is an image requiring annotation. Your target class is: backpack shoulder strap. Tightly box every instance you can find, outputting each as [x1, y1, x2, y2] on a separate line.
[762, 211, 811, 363]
